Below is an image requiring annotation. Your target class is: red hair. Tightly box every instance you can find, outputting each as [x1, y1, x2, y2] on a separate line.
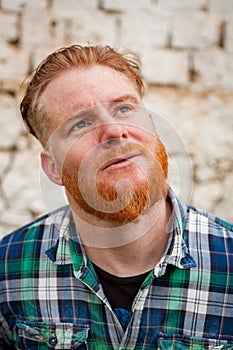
[20, 45, 144, 146]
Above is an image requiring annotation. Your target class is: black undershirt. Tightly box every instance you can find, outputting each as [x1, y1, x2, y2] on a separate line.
[93, 263, 151, 311]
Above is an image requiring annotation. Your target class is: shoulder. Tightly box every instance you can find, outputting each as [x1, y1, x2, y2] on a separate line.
[168, 187, 232, 237]
[186, 204, 233, 235]
[185, 205, 233, 259]
[0, 205, 70, 260]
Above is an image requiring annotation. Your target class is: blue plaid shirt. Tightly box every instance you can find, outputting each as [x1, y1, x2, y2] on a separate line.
[0, 189, 233, 349]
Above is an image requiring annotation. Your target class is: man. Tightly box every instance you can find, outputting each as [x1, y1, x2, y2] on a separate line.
[0, 44, 232, 349]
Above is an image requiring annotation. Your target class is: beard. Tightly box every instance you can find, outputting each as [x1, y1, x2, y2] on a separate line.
[61, 139, 168, 224]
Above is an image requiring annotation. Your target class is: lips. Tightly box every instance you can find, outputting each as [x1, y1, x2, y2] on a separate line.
[101, 152, 140, 170]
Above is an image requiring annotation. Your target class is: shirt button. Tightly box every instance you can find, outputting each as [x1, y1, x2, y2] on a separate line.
[49, 335, 58, 346]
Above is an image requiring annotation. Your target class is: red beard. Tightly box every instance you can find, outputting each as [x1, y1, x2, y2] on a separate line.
[62, 139, 168, 223]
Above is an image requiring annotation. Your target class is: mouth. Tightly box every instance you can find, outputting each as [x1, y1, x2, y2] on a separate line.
[101, 153, 140, 171]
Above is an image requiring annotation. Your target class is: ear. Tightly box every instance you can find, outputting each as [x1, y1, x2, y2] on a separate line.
[41, 150, 63, 186]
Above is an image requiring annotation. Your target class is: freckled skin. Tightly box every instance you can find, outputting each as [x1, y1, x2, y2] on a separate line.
[40, 65, 168, 222]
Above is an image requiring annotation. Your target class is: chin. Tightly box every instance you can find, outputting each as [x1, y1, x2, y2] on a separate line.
[63, 137, 168, 223]
[65, 169, 167, 225]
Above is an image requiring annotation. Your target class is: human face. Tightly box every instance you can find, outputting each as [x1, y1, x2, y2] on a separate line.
[40, 65, 168, 223]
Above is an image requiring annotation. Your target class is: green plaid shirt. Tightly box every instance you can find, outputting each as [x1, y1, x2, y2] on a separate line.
[0, 189, 233, 349]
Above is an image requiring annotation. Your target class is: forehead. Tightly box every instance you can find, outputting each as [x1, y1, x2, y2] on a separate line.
[40, 65, 141, 117]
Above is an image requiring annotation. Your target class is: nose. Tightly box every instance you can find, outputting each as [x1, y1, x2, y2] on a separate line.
[97, 107, 129, 145]
[99, 122, 129, 146]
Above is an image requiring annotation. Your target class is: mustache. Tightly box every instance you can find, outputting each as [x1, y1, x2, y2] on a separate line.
[93, 142, 154, 171]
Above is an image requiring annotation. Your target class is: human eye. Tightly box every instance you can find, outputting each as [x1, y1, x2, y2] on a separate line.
[70, 119, 92, 132]
[113, 104, 132, 117]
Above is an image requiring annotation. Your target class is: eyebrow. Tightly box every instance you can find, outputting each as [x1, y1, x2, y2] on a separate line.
[58, 93, 142, 133]
[109, 94, 141, 104]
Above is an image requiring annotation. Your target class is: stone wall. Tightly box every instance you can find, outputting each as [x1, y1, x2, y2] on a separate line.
[0, 0, 232, 237]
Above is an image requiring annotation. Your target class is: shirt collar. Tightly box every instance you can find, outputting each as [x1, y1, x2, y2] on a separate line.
[45, 207, 78, 265]
[153, 187, 196, 277]
[45, 188, 196, 274]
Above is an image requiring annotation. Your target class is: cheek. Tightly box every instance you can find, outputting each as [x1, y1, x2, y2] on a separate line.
[62, 144, 86, 174]
[63, 152, 81, 172]
[129, 124, 156, 147]
[62, 135, 98, 174]
[135, 131, 168, 178]
[155, 139, 168, 178]
[133, 129, 156, 154]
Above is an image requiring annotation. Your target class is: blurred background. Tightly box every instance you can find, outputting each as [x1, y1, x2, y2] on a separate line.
[0, 0, 232, 236]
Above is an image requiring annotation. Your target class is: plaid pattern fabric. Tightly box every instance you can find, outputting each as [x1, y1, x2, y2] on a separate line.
[0, 189, 233, 349]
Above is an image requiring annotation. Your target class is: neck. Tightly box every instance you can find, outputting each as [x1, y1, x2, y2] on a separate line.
[70, 197, 172, 277]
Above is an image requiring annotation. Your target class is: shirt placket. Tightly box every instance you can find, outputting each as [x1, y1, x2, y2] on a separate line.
[75, 264, 127, 348]
[116, 272, 155, 349]
[68, 238, 126, 347]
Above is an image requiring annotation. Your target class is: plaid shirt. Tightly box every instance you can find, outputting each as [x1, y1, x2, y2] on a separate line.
[0, 189, 233, 349]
